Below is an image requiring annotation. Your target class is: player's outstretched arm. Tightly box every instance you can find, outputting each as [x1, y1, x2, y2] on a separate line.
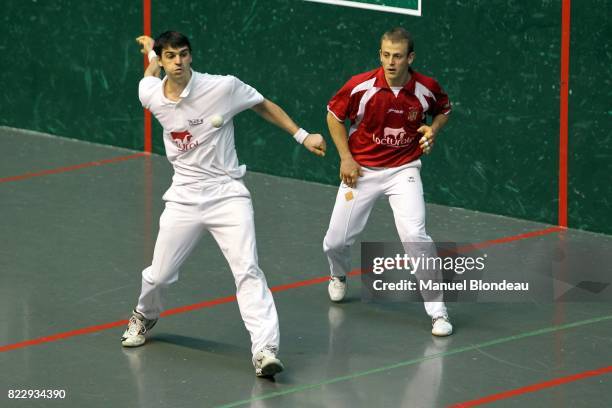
[326, 112, 362, 188]
[251, 99, 326, 157]
[135, 35, 161, 78]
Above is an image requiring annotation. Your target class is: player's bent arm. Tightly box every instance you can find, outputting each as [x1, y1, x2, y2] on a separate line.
[327, 112, 362, 186]
[418, 113, 450, 153]
[144, 59, 161, 78]
[418, 113, 449, 147]
[326, 112, 352, 161]
[136, 35, 161, 78]
[430, 113, 449, 136]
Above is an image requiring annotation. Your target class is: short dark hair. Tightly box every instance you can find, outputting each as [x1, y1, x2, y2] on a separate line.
[381, 27, 414, 54]
[153, 31, 192, 56]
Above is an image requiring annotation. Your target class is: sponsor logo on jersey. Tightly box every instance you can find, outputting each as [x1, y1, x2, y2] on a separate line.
[170, 130, 200, 152]
[372, 127, 415, 147]
[407, 107, 420, 122]
[188, 118, 204, 126]
[387, 108, 404, 114]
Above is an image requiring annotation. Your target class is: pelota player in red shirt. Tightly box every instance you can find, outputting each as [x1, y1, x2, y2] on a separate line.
[323, 27, 453, 336]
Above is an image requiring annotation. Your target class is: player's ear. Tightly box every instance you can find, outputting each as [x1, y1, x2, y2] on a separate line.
[408, 51, 415, 64]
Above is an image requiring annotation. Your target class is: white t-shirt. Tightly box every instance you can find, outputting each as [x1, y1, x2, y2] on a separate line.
[390, 86, 402, 97]
[138, 70, 264, 185]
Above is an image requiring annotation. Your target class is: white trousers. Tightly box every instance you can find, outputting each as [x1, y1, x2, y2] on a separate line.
[135, 179, 279, 356]
[323, 160, 447, 318]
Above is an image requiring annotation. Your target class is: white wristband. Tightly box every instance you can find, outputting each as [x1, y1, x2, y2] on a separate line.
[147, 50, 158, 63]
[293, 128, 309, 144]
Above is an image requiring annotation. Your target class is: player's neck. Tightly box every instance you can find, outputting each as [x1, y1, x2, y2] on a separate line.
[385, 70, 411, 88]
[164, 71, 192, 101]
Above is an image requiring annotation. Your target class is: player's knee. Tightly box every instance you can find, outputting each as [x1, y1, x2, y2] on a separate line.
[233, 263, 263, 287]
[323, 233, 348, 253]
[142, 266, 177, 288]
[400, 232, 419, 243]
[399, 229, 431, 243]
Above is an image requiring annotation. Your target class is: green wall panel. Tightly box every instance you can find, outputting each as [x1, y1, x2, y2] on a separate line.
[1, 0, 610, 235]
[0, 0, 143, 150]
[341, 0, 418, 9]
[568, 0, 612, 235]
[151, 0, 562, 226]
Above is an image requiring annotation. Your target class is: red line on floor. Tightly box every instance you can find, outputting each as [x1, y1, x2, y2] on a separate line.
[558, 0, 571, 227]
[271, 269, 363, 292]
[160, 295, 237, 318]
[0, 153, 148, 183]
[0, 226, 562, 353]
[0, 321, 128, 353]
[461, 226, 565, 252]
[449, 365, 612, 407]
[144, 111, 152, 154]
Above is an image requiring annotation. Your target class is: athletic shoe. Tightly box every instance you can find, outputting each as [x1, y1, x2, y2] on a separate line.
[431, 316, 453, 337]
[121, 310, 158, 347]
[328, 276, 347, 302]
[254, 346, 284, 377]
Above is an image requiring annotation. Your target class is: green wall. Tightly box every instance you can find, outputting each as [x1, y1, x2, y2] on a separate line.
[1, 0, 610, 235]
[1, 1, 143, 149]
[567, 2, 611, 233]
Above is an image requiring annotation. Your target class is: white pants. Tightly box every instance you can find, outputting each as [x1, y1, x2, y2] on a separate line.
[135, 179, 279, 356]
[323, 160, 447, 318]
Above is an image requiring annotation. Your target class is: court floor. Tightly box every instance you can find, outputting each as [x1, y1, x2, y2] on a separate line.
[1, 127, 611, 407]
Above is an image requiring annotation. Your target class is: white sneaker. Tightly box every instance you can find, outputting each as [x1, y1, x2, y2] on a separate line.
[254, 347, 284, 377]
[121, 310, 158, 347]
[431, 316, 453, 337]
[328, 276, 347, 302]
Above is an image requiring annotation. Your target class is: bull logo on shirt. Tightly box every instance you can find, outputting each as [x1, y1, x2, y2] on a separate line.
[170, 130, 200, 152]
[372, 127, 415, 147]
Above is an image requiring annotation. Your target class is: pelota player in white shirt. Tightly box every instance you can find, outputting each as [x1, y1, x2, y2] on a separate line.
[121, 31, 326, 378]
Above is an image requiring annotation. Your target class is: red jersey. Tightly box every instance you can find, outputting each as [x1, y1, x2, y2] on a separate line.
[327, 67, 451, 167]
